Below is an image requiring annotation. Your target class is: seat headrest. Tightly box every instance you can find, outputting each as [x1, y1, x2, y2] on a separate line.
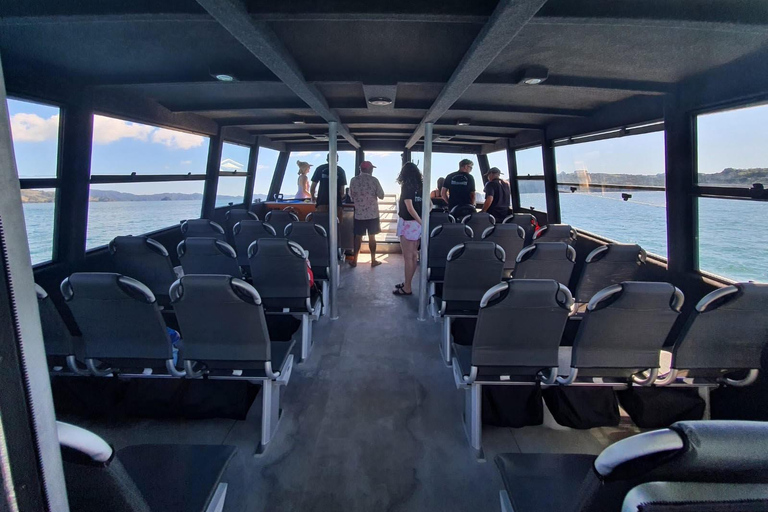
[233, 220, 276, 236]
[226, 209, 257, 221]
[696, 282, 768, 313]
[110, 235, 169, 257]
[517, 242, 575, 263]
[177, 237, 236, 258]
[586, 243, 646, 264]
[285, 222, 327, 238]
[180, 218, 225, 235]
[482, 279, 573, 310]
[482, 223, 525, 240]
[61, 273, 155, 304]
[447, 241, 505, 263]
[248, 238, 306, 259]
[170, 275, 261, 305]
[588, 281, 683, 312]
[534, 224, 576, 241]
[430, 223, 473, 239]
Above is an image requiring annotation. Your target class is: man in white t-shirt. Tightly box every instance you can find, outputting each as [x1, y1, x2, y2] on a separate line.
[349, 161, 385, 267]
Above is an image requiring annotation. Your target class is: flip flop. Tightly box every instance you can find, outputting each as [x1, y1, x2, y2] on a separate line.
[392, 288, 412, 296]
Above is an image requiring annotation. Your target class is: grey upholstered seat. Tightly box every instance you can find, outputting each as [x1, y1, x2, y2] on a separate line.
[503, 213, 538, 244]
[180, 218, 226, 241]
[428, 210, 455, 233]
[248, 238, 319, 361]
[224, 208, 258, 245]
[560, 281, 684, 384]
[622, 481, 768, 512]
[36, 283, 87, 375]
[574, 243, 647, 303]
[109, 235, 177, 302]
[449, 204, 476, 220]
[440, 241, 506, 315]
[232, 220, 276, 267]
[285, 222, 330, 280]
[496, 420, 768, 512]
[514, 242, 576, 288]
[461, 212, 496, 241]
[481, 223, 526, 278]
[60, 273, 181, 376]
[264, 209, 299, 236]
[427, 223, 473, 282]
[533, 223, 577, 245]
[58, 421, 235, 512]
[659, 282, 768, 386]
[177, 237, 241, 277]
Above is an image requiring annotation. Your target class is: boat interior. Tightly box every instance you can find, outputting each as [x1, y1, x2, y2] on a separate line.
[2, 1, 768, 511]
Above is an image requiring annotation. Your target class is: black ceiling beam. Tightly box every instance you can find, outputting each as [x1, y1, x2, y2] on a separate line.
[474, 75, 672, 95]
[406, 0, 548, 148]
[448, 105, 588, 119]
[195, 0, 360, 148]
[528, 16, 768, 34]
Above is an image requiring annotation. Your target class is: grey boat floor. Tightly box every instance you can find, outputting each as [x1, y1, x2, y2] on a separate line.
[70, 253, 639, 512]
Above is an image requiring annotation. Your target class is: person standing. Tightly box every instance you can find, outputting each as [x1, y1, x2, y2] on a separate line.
[310, 154, 347, 212]
[349, 160, 385, 268]
[394, 162, 423, 296]
[295, 161, 312, 199]
[481, 167, 512, 222]
[441, 158, 476, 211]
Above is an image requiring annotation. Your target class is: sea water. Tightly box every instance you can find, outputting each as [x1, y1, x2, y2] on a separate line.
[21, 193, 767, 283]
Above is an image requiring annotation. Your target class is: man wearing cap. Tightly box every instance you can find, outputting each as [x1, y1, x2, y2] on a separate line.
[349, 160, 385, 267]
[482, 167, 512, 222]
[441, 158, 476, 211]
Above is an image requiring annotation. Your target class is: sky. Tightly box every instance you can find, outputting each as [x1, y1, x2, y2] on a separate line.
[8, 97, 768, 197]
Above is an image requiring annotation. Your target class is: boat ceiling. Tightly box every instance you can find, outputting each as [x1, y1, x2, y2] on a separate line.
[2, 0, 768, 153]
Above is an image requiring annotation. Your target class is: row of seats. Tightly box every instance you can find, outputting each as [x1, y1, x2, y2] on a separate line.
[41, 272, 302, 453]
[495, 420, 768, 512]
[451, 278, 768, 455]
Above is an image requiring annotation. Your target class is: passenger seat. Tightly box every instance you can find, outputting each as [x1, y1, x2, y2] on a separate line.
[232, 220, 276, 268]
[180, 218, 226, 241]
[264, 209, 299, 236]
[481, 223, 526, 278]
[177, 237, 241, 277]
[36, 283, 87, 375]
[58, 420, 235, 512]
[224, 208, 258, 245]
[514, 241, 576, 288]
[461, 212, 495, 241]
[533, 223, 577, 245]
[574, 243, 647, 305]
[503, 213, 538, 244]
[285, 222, 332, 315]
[109, 235, 178, 305]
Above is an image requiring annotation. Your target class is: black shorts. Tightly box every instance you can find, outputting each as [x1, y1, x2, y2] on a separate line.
[354, 218, 381, 236]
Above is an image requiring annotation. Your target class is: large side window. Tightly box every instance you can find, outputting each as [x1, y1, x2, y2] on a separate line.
[696, 103, 768, 282]
[253, 147, 279, 202]
[555, 131, 667, 258]
[217, 142, 249, 207]
[7, 98, 60, 265]
[516, 146, 547, 212]
[87, 114, 210, 249]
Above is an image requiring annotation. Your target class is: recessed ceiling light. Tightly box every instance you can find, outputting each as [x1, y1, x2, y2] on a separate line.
[311, 134, 330, 141]
[434, 135, 453, 142]
[214, 73, 236, 82]
[292, 119, 306, 125]
[368, 97, 393, 106]
[456, 120, 471, 126]
[518, 67, 548, 85]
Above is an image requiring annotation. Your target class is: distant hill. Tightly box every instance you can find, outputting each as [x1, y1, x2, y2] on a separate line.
[21, 189, 241, 203]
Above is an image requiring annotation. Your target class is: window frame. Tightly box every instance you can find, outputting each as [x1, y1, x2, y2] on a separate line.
[85, 111, 211, 252]
[216, 140, 252, 207]
[11, 95, 65, 267]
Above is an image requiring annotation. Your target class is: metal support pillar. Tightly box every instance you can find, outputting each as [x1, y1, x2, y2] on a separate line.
[402, 148, 412, 167]
[664, 94, 697, 273]
[258, 379, 281, 454]
[243, 143, 259, 208]
[328, 122, 340, 320]
[202, 129, 223, 219]
[464, 384, 484, 460]
[354, 148, 365, 176]
[267, 151, 289, 202]
[441, 316, 452, 365]
[300, 314, 312, 362]
[477, 153, 490, 186]
[505, 139, 521, 211]
[417, 123, 433, 321]
[541, 137, 561, 224]
[57, 104, 93, 266]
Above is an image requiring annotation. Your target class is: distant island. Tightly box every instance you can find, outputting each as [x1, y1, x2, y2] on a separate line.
[20, 189, 246, 204]
[516, 167, 768, 193]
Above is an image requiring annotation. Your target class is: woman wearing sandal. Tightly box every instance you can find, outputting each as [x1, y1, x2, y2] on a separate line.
[393, 162, 423, 296]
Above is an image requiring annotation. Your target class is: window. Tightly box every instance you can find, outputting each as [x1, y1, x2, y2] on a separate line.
[217, 142, 250, 207]
[8, 98, 61, 264]
[516, 146, 547, 212]
[487, 150, 508, 174]
[555, 132, 667, 258]
[87, 115, 210, 250]
[696, 103, 768, 281]
[253, 147, 279, 202]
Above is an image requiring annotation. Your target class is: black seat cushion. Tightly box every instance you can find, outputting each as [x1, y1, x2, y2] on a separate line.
[495, 453, 596, 512]
[118, 444, 235, 512]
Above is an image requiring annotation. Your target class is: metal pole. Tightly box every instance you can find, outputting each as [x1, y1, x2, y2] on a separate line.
[417, 123, 433, 320]
[328, 122, 340, 319]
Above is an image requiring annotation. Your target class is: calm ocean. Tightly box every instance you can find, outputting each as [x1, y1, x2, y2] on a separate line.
[21, 192, 767, 283]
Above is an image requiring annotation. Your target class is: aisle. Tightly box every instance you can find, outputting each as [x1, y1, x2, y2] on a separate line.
[222, 253, 503, 512]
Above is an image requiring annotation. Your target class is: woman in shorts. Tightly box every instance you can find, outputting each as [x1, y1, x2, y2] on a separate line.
[394, 162, 423, 296]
